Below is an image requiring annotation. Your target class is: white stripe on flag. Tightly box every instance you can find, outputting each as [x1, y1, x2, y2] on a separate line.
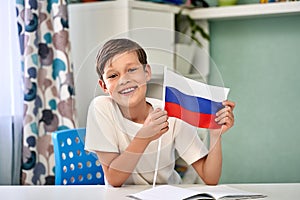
[163, 67, 230, 102]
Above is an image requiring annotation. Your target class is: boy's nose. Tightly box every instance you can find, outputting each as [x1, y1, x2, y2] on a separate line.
[119, 73, 131, 85]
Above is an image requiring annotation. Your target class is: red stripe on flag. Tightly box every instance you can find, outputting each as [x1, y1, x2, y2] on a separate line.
[165, 102, 221, 129]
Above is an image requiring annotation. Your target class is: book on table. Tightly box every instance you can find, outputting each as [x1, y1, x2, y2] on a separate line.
[127, 184, 267, 200]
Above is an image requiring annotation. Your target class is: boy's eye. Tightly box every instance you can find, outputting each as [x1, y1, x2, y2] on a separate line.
[128, 67, 138, 73]
[107, 74, 117, 79]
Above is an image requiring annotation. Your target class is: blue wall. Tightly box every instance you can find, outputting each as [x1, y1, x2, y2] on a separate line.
[209, 15, 300, 183]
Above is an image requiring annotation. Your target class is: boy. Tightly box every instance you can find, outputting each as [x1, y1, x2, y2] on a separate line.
[85, 38, 235, 187]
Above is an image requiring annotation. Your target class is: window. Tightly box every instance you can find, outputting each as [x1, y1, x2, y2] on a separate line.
[0, 0, 23, 185]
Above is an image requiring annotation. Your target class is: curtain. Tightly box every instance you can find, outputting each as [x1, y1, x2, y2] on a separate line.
[16, 0, 77, 185]
[0, 0, 23, 185]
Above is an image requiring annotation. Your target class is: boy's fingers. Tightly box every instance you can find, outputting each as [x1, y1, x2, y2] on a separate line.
[216, 106, 232, 117]
[222, 100, 235, 110]
[150, 109, 168, 121]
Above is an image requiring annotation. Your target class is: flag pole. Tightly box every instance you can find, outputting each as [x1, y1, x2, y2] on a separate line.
[152, 67, 168, 188]
[152, 137, 161, 188]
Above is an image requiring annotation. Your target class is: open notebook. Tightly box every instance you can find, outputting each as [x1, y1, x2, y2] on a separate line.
[127, 185, 267, 200]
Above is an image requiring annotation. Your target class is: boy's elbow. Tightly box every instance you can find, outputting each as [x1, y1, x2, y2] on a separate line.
[106, 178, 124, 187]
[203, 177, 220, 186]
[205, 181, 219, 186]
[110, 183, 123, 187]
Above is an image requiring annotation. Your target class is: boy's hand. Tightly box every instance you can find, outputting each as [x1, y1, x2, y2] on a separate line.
[137, 108, 169, 142]
[214, 100, 235, 134]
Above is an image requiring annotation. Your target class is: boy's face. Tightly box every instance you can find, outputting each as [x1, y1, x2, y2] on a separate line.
[98, 51, 151, 108]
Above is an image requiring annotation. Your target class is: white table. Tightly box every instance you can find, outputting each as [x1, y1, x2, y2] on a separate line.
[0, 183, 299, 200]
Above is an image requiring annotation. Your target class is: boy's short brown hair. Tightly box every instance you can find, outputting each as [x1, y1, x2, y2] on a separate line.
[96, 38, 148, 81]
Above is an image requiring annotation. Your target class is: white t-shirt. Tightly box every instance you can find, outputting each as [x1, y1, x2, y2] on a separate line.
[85, 96, 208, 185]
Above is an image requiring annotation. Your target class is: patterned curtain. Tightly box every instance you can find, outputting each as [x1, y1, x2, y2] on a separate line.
[16, 0, 77, 185]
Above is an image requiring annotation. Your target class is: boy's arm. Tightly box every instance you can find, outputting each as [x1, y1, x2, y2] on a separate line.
[96, 137, 151, 187]
[96, 108, 169, 187]
[192, 100, 235, 185]
[191, 132, 222, 185]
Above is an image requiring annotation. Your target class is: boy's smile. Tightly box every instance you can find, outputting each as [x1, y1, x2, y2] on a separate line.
[119, 86, 138, 95]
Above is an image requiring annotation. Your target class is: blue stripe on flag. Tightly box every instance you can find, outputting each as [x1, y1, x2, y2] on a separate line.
[165, 86, 224, 114]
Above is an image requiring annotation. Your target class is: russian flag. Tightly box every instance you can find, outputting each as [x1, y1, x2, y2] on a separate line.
[163, 68, 230, 129]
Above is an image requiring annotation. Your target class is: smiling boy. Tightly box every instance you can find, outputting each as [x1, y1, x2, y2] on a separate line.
[85, 38, 235, 187]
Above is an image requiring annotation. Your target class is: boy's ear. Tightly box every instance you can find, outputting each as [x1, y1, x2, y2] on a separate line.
[98, 79, 109, 93]
[145, 64, 152, 82]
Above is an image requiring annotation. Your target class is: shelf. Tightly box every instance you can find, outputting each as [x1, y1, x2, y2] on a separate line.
[129, 0, 180, 13]
[69, 0, 129, 11]
[186, 1, 300, 20]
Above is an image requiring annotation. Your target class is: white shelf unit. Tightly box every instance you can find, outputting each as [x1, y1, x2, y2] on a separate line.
[188, 1, 300, 20]
[69, 0, 178, 126]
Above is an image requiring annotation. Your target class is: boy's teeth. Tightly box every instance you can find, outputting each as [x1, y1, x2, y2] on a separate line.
[121, 87, 135, 94]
